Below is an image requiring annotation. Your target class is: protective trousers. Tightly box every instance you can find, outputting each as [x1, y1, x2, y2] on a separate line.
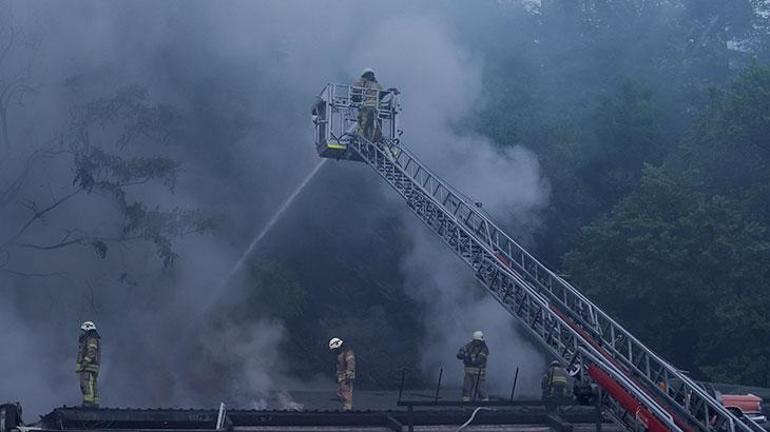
[337, 379, 353, 411]
[545, 383, 567, 415]
[462, 369, 488, 402]
[79, 371, 99, 407]
[357, 107, 381, 142]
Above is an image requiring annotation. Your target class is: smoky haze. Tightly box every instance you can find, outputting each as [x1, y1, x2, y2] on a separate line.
[350, 15, 548, 395]
[1, 0, 552, 417]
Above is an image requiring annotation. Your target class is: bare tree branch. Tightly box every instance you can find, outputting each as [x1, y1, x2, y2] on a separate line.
[85, 281, 99, 314]
[9, 233, 142, 251]
[1, 83, 212, 279]
[0, 79, 35, 148]
[0, 147, 67, 209]
[10, 238, 85, 251]
[0, 25, 17, 70]
[0, 77, 33, 103]
[0, 165, 26, 207]
[4, 188, 81, 245]
[0, 266, 70, 279]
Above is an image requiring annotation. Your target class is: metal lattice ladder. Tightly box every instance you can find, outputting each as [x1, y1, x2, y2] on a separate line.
[311, 83, 766, 432]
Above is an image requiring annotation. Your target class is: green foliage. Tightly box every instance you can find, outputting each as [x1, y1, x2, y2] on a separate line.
[73, 147, 179, 192]
[71, 84, 182, 149]
[124, 205, 215, 267]
[525, 80, 667, 264]
[566, 166, 770, 384]
[64, 85, 214, 266]
[474, 8, 770, 386]
[583, 80, 666, 206]
[681, 65, 770, 194]
[0, 83, 213, 276]
[562, 66, 770, 385]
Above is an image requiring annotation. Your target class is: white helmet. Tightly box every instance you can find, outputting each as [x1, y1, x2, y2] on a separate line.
[81, 320, 96, 331]
[329, 337, 343, 350]
[472, 330, 484, 341]
[361, 67, 375, 77]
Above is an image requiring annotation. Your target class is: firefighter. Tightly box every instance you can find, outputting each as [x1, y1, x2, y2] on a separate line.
[352, 68, 383, 142]
[76, 320, 101, 408]
[456, 331, 489, 402]
[542, 360, 569, 414]
[329, 337, 356, 411]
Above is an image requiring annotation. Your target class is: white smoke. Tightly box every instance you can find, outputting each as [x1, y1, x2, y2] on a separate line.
[0, 2, 550, 418]
[350, 15, 549, 397]
[199, 320, 286, 406]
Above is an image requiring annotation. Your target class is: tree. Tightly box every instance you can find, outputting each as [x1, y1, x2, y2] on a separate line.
[0, 85, 213, 278]
[564, 166, 770, 384]
[679, 65, 770, 198]
[0, 1, 36, 152]
[581, 80, 666, 208]
[525, 81, 666, 265]
[561, 66, 770, 385]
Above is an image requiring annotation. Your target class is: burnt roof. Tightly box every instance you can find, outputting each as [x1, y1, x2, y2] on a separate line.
[31, 405, 610, 432]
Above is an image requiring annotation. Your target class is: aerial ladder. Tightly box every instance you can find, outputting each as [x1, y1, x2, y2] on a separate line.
[311, 83, 766, 432]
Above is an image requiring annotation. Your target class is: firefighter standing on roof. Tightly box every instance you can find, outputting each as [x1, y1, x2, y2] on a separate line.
[457, 331, 489, 402]
[76, 321, 101, 408]
[329, 337, 356, 411]
[542, 360, 569, 414]
[352, 68, 383, 142]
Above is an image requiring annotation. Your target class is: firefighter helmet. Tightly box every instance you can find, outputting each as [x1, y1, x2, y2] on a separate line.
[329, 337, 343, 350]
[361, 67, 375, 78]
[80, 321, 96, 331]
[551, 360, 561, 367]
[472, 330, 484, 341]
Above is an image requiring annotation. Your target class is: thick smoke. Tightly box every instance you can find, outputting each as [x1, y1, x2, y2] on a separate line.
[0, 1, 339, 415]
[350, 16, 549, 396]
[1, 0, 550, 417]
[350, 16, 547, 227]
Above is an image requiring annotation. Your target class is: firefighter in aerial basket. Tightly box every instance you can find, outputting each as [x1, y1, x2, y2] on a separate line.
[351, 68, 400, 158]
[351, 68, 383, 143]
[329, 337, 356, 411]
[457, 330, 489, 402]
[542, 360, 570, 414]
[76, 320, 101, 408]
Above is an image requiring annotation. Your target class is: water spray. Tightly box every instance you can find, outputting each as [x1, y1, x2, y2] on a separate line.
[216, 159, 327, 293]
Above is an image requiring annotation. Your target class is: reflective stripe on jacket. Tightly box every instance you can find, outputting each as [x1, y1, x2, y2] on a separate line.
[548, 366, 568, 385]
[336, 347, 356, 381]
[77, 331, 101, 373]
[457, 340, 489, 369]
[352, 78, 383, 108]
[551, 367, 568, 383]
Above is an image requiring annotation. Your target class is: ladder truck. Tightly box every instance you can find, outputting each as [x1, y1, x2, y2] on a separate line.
[310, 83, 766, 432]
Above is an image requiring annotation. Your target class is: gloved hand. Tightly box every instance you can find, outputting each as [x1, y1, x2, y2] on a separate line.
[345, 371, 356, 381]
[456, 348, 466, 360]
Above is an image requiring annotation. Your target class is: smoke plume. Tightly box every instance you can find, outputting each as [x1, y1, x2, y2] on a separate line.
[350, 15, 549, 396]
[1, 1, 551, 417]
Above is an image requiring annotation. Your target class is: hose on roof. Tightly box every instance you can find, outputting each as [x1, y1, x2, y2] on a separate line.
[457, 406, 494, 431]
